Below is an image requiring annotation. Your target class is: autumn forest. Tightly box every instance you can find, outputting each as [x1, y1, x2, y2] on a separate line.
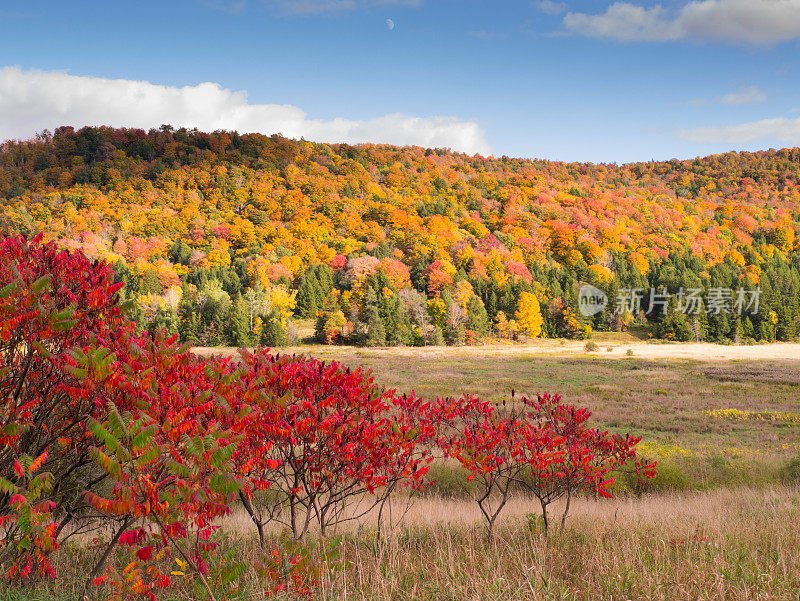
[2, 125, 799, 348]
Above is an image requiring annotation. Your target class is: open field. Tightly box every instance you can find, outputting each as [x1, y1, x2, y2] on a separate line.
[196, 342, 800, 458]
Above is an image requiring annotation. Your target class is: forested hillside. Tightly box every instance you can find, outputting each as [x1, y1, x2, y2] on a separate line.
[1, 125, 799, 346]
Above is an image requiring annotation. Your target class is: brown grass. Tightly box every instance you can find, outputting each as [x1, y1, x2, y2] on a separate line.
[25, 486, 800, 600]
[301, 486, 800, 600]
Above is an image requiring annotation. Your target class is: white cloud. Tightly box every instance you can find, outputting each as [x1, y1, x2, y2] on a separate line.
[563, 0, 800, 44]
[720, 85, 767, 105]
[563, 3, 680, 41]
[688, 85, 768, 106]
[679, 117, 800, 144]
[0, 66, 490, 155]
[535, 1, 567, 16]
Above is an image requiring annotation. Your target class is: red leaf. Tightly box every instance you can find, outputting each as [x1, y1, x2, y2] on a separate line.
[136, 545, 153, 561]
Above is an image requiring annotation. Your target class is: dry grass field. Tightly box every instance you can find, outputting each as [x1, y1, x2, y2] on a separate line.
[196, 342, 800, 472]
[11, 487, 800, 600]
[6, 343, 800, 601]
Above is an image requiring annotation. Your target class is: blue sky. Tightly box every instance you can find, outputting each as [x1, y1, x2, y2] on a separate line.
[1, 0, 800, 163]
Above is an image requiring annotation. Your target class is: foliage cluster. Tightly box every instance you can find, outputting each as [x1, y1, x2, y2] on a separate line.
[1, 126, 799, 346]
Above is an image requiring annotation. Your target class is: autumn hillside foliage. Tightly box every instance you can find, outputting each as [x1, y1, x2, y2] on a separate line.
[1, 126, 799, 346]
[0, 237, 654, 599]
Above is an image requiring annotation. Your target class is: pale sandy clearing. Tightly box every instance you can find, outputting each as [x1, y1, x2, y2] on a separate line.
[194, 341, 800, 362]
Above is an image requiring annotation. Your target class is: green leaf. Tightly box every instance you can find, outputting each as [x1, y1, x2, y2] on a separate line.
[64, 365, 87, 379]
[184, 435, 205, 460]
[51, 319, 78, 332]
[87, 418, 122, 456]
[166, 459, 191, 478]
[107, 407, 128, 441]
[131, 424, 155, 449]
[0, 422, 21, 438]
[0, 281, 19, 299]
[31, 341, 52, 359]
[92, 346, 110, 360]
[89, 448, 123, 479]
[29, 472, 54, 498]
[0, 477, 20, 496]
[51, 305, 76, 322]
[30, 274, 52, 295]
[135, 445, 159, 468]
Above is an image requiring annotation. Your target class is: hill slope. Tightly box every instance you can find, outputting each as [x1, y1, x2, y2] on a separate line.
[1, 125, 799, 345]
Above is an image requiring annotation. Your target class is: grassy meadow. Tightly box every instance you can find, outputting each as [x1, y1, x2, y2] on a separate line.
[199, 341, 800, 493]
[6, 342, 800, 600]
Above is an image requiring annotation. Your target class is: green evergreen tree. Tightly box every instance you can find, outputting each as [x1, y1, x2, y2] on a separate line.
[366, 308, 387, 347]
[428, 325, 445, 346]
[657, 297, 692, 341]
[485, 287, 498, 321]
[466, 295, 490, 340]
[228, 294, 252, 347]
[261, 310, 289, 347]
[295, 274, 322, 318]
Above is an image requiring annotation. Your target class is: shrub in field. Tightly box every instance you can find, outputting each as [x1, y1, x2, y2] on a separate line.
[0, 238, 302, 598]
[434, 395, 560, 539]
[519, 393, 655, 533]
[84, 402, 242, 600]
[79, 334, 250, 598]
[233, 349, 433, 541]
[433, 393, 656, 536]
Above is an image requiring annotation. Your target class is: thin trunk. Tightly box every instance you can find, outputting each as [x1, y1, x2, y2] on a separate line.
[540, 497, 549, 538]
[53, 512, 73, 541]
[560, 489, 571, 531]
[84, 517, 132, 592]
[299, 500, 314, 540]
[239, 492, 266, 550]
[290, 496, 298, 539]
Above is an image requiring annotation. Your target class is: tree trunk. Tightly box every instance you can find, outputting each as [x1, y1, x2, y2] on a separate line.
[560, 489, 572, 531]
[540, 497, 549, 537]
[239, 492, 266, 550]
[84, 517, 132, 593]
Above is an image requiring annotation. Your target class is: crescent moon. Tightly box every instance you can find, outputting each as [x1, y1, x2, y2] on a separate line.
[386, 19, 395, 30]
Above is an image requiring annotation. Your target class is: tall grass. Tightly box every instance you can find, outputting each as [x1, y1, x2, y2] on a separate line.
[308, 486, 800, 600]
[5, 486, 799, 600]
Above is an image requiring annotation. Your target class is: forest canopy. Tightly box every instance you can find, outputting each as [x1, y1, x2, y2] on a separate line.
[1, 125, 799, 346]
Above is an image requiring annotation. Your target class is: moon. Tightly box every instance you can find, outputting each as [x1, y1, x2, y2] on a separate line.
[385, 18, 395, 30]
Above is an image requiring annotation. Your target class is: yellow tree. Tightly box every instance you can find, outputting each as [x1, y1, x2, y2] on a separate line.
[515, 292, 543, 338]
[494, 311, 516, 341]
